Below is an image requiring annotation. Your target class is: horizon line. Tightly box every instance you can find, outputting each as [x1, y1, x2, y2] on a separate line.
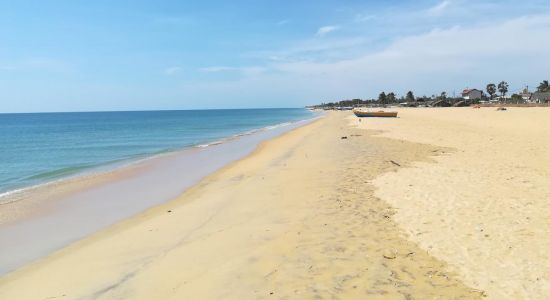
[0, 107, 309, 115]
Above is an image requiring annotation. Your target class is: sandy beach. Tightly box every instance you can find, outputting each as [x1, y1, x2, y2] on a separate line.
[4, 1, 549, 298]
[361, 107, 550, 299]
[1, 108, 548, 299]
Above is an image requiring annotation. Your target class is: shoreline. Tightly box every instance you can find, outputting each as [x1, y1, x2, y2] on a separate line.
[0, 115, 319, 276]
[0, 117, 316, 206]
[0, 111, 482, 299]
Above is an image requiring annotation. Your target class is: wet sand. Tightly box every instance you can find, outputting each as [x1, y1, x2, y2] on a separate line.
[0, 112, 483, 299]
[360, 107, 550, 299]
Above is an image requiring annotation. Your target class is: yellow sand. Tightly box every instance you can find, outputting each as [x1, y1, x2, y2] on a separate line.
[0, 112, 484, 299]
[357, 107, 550, 299]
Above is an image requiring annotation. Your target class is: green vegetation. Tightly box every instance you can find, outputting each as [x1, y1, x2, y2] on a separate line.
[537, 80, 549, 92]
[311, 79, 549, 109]
[511, 94, 522, 101]
[498, 81, 509, 99]
[387, 92, 396, 103]
[486, 83, 497, 100]
[406, 91, 415, 102]
[378, 92, 387, 104]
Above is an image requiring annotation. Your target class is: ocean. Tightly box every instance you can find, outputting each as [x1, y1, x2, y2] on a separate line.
[0, 108, 314, 200]
[0, 108, 319, 275]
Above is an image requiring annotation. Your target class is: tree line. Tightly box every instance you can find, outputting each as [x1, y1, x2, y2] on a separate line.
[487, 80, 549, 101]
[313, 80, 549, 108]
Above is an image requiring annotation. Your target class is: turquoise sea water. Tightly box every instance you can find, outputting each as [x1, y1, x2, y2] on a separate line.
[0, 109, 314, 197]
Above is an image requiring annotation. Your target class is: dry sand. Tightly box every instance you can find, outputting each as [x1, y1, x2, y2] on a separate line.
[0, 112, 484, 299]
[358, 107, 550, 299]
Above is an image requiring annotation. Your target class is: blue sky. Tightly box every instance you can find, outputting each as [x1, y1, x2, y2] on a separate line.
[1, 0, 550, 112]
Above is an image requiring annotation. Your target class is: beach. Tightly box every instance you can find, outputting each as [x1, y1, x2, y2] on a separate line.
[362, 107, 550, 299]
[1, 108, 549, 299]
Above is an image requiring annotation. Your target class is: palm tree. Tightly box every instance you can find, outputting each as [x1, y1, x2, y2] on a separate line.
[537, 80, 549, 92]
[387, 92, 396, 103]
[406, 91, 415, 102]
[498, 81, 509, 102]
[486, 83, 497, 100]
[378, 92, 387, 104]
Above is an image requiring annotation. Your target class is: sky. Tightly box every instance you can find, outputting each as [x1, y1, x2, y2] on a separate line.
[1, 0, 550, 112]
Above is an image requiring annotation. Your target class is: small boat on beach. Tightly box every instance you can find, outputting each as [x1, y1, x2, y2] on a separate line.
[353, 109, 398, 118]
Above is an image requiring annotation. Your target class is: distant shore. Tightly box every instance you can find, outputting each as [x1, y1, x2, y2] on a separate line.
[1, 108, 549, 299]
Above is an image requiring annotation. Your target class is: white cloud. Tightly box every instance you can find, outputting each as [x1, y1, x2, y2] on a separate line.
[164, 66, 182, 75]
[354, 14, 376, 23]
[315, 25, 340, 37]
[199, 66, 237, 73]
[427, 0, 452, 16]
[241, 67, 267, 76]
[278, 14, 550, 96]
[248, 37, 368, 63]
[187, 14, 550, 103]
[268, 55, 284, 61]
[199, 66, 266, 76]
[277, 20, 290, 26]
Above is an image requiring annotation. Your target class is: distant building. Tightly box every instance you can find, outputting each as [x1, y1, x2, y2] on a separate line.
[531, 92, 550, 103]
[462, 88, 483, 100]
[520, 87, 532, 101]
